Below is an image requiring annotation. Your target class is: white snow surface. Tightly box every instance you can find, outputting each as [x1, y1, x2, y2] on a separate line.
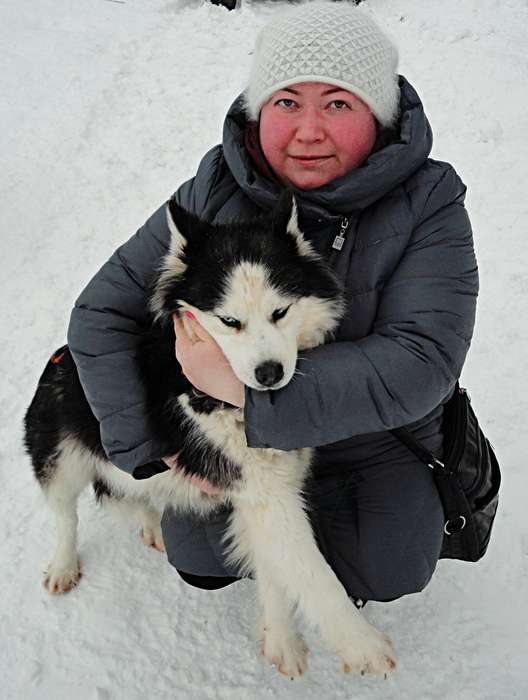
[2, 0, 528, 698]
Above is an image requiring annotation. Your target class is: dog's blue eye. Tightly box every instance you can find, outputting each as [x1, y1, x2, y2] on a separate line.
[218, 316, 241, 329]
[272, 306, 290, 322]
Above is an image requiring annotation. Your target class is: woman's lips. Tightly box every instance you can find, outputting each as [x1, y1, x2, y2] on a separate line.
[289, 155, 333, 167]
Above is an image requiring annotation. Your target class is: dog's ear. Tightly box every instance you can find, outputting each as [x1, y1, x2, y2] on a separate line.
[148, 199, 193, 322]
[166, 198, 191, 258]
[272, 189, 294, 230]
[273, 189, 314, 258]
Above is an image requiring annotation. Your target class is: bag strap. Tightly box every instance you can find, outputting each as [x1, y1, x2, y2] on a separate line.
[389, 383, 459, 470]
[392, 424, 472, 539]
[389, 427, 445, 471]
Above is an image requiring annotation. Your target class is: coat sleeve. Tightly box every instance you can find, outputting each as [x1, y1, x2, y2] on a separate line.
[243, 167, 479, 450]
[67, 146, 223, 473]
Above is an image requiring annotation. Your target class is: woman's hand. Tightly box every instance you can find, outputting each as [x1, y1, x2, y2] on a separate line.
[162, 454, 224, 496]
[173, 312, 245, 408]
[167, 312, 243, 497]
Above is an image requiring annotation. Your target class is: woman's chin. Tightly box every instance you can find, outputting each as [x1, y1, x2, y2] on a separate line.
[286, 168, 339, 190]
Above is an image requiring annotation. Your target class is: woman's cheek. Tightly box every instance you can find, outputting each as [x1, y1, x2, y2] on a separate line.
[334, 115, 377, 169]
[260, 115, 292, 171]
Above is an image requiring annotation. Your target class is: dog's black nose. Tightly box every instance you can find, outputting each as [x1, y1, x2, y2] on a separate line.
[255, 361, 284, 388]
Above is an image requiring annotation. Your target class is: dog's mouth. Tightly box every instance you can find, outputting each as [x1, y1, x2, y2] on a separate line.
[238, 360, 294, 392]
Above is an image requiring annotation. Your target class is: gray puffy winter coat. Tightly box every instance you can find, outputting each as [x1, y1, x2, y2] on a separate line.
[68, 77, 478, 469]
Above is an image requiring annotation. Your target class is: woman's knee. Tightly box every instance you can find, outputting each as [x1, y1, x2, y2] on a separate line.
[312, 468, 445, 601]
[357, 533, 443, 601]
[160, 507, 240, 579]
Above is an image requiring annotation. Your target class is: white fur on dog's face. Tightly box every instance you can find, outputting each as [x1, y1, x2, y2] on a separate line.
[184, 262, 301, 390]
[180, 260, 342, 391]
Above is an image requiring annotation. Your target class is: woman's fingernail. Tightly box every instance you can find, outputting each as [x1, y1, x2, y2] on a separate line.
[185, 311, 195, 319]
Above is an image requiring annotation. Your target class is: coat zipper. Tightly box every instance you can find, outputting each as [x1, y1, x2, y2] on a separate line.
[444, 385, 467, 472]
[332, 217, 350, 251]
[466, 430, 487, 502]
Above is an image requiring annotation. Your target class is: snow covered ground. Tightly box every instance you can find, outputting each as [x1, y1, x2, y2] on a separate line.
[2, 0, 528, 697]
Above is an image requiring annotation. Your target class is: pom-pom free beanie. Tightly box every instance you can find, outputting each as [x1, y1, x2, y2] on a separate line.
[245, 2, 400, 127]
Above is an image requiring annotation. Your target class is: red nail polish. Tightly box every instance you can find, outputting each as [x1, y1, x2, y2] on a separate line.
[185, 311, 195, 319]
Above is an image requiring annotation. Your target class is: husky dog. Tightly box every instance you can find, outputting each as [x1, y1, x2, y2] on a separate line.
[24, 193, 396, 678]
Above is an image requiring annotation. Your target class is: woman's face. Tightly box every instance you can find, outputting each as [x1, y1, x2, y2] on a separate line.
[259, 82, 377, 190]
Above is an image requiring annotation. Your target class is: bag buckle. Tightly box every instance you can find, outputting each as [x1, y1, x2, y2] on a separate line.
[444, 515, 466, 535]
[427, 457, 445, 470]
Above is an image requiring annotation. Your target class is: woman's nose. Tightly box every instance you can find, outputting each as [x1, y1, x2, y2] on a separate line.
[295, 107, 325, 142]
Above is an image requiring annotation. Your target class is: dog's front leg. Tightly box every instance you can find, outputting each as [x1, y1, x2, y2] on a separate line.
[231, 490, 397, 677]
[225, 504, 308, 677]
[255, 565, 309, 677]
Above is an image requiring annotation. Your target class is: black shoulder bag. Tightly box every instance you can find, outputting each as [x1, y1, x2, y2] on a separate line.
[391, 383, 501, 562]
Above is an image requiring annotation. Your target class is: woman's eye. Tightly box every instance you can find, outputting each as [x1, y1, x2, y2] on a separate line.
[276, 98, 296, 109]
[272, 306, 290, 322]
[218, 316, 241, 329]
[331, 99, 350, 110]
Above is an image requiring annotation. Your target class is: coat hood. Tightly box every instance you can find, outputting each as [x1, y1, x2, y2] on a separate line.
[222, 76, 433, 217]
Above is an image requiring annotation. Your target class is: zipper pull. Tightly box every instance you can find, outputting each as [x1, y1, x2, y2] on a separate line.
[332, 217, 349, 251]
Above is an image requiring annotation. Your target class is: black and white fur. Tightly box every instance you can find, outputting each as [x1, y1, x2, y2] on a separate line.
[24, 193, 396, 678]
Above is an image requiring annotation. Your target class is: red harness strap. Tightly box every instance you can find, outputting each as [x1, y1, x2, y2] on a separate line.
[50, 345, 68, 365]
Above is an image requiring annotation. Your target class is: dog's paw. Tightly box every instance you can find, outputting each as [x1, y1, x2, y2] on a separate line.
[140, 525, 165, 552]
[43, 558, 82, 595]
[259, 625, 309, 678]
[338, 622, 397, 677]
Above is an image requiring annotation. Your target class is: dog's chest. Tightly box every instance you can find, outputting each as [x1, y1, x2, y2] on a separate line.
[178, 393, 312, 486]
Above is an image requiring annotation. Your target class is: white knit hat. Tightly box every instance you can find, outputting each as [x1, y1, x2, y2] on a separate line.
[244, 2, 400, 127]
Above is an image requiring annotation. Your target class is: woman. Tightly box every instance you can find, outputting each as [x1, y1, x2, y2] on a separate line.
[67, 3, 478, 604]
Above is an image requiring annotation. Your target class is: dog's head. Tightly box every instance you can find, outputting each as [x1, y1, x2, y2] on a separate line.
[150, 191, 345, 391]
